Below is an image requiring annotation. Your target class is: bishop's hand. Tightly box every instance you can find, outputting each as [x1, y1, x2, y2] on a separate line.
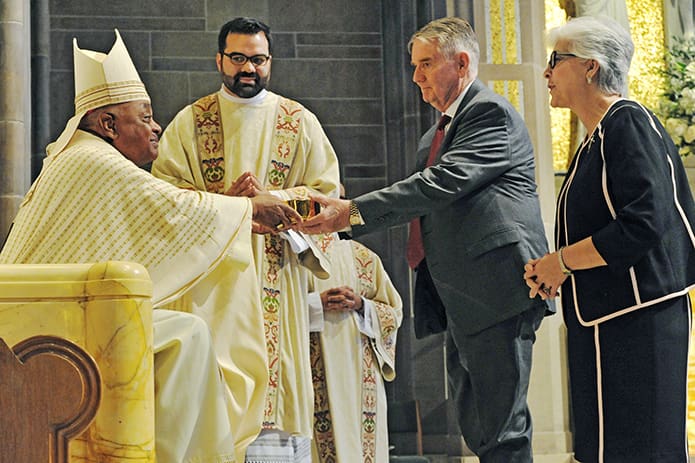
[249, 193, 302, 233]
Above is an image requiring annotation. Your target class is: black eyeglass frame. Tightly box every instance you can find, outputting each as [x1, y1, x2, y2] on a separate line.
[222, 52, 271, 67]
[548, 51, 577, 69]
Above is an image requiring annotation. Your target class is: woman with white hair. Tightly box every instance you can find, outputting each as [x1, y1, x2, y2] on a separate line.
[524, 16, 695, 463]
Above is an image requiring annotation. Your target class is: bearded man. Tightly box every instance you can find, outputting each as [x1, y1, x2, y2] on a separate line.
[151, 16, 340, 463]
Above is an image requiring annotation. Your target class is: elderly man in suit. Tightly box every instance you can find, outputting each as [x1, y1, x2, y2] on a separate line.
[301, 17, 553, 463]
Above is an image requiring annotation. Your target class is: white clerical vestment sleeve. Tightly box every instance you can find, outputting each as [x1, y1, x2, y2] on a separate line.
[307, 292, 325, 332]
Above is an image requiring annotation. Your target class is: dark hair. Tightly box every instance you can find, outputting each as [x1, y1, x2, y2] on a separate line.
[218, 17, 272, 55]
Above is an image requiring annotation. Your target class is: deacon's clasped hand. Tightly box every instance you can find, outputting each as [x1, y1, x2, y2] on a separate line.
[321, 285, 363, 312]
[299, 193, 351, 234]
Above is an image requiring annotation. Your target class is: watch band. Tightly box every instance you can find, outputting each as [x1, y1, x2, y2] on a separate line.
[348, 200, 362, 226]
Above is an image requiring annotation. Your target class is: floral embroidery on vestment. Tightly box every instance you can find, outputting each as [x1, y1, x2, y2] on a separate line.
[192, 94, 225, 193]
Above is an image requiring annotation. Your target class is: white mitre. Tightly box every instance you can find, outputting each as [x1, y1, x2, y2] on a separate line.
[46, 29, 150, 158]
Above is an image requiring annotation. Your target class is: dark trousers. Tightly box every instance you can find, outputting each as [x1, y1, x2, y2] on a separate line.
[446, 305, 545, 463]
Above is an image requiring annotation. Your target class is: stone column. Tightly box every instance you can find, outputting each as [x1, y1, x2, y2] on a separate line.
[31, 0, 50, 180]
[0, 0, 32, 244]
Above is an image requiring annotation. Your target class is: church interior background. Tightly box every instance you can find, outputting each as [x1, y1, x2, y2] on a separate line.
[1, 0, 695, 461]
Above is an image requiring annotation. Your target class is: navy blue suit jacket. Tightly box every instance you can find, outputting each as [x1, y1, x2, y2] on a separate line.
[557, 99, 695, 324]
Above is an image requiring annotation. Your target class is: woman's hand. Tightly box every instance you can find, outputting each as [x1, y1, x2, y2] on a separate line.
[523, 252, 568, 300]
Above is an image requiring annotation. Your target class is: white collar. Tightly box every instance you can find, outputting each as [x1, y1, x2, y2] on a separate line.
[218, 86, 268, 105]
[442, 80, 474, 122]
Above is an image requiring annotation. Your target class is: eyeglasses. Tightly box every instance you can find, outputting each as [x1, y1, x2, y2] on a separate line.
[548, 51, 577, 69]
[222, 52, 270, 67]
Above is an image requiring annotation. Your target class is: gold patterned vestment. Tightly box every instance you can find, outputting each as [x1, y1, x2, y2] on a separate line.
[153, 88, 340, 441]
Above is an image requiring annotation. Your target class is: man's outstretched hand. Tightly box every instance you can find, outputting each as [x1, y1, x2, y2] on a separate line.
[249, 193, 302, 233]
[299, 193, 351, 234]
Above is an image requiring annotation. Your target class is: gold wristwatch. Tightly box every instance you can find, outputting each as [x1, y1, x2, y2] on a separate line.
[348, 200, 362, 226]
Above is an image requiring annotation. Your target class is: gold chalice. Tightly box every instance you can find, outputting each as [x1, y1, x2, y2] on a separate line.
[286, 198, 321, 219]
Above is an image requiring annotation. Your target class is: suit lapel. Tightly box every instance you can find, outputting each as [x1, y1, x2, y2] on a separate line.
[443, 79, 484, 147]
[423, 79, 484, 167]
[415, 126, 437, 171]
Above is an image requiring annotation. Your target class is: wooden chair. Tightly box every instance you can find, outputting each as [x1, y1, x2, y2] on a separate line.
[0, 335, 101, 463]
[0, 261, 155, 463]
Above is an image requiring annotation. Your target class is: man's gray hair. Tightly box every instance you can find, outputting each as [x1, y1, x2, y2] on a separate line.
[547, 16, 633, 97]
[408, 17, 480, 74]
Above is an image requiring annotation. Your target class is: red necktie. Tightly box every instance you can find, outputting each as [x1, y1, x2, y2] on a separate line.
[406, 114, 451, 269]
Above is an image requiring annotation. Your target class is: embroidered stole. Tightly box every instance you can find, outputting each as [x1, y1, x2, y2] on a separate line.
[192, 93, 304, 427]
